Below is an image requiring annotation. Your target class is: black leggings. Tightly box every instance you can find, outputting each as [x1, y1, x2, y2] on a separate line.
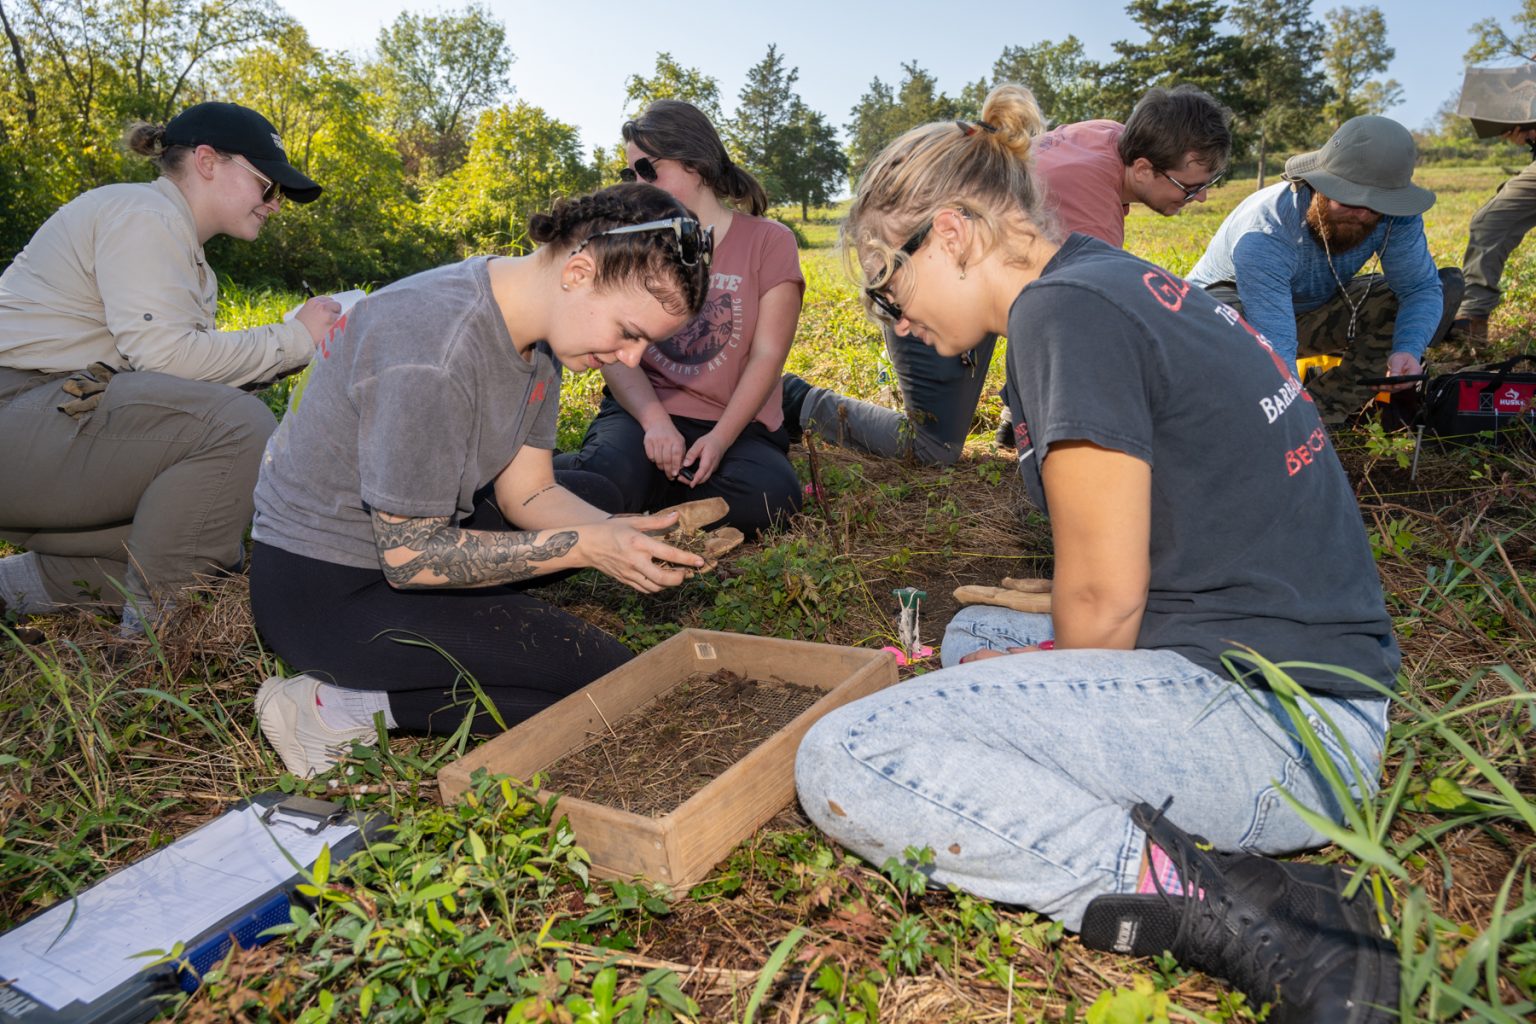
[554, 392, 801, 537]
[249, 473, 632, 734]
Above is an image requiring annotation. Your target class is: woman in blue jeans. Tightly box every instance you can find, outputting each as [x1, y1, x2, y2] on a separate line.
[795, 84, 1401, 1023]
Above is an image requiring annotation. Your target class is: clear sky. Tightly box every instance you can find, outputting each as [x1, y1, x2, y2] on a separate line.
[283, 0, 1527, 156]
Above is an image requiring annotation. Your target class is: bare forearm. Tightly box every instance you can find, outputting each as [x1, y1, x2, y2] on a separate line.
[503, 481, 611, 531]
[1049, 581, 1145, 650]
[372, 511, 581, 588]
[1039, 441, 1152, 650]
[710, 355, 783, 443]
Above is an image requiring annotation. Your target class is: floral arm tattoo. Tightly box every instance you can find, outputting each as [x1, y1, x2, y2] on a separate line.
[371, 510, 579, 588]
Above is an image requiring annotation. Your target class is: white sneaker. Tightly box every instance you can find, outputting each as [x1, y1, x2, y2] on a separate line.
[255, 674, 380, 778]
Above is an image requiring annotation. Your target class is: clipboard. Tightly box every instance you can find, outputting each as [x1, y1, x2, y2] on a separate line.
[0, 792, 390, 1024]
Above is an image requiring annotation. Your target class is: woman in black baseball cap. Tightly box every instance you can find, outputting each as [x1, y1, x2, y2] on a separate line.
[0, 100, 340, 638]
[161, 100, 323, 205]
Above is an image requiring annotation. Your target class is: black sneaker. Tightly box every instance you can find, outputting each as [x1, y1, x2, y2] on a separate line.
[995, 406, 1016, 448]
[1079, 802, 1398, 1023]
[781, 373, 811, 444]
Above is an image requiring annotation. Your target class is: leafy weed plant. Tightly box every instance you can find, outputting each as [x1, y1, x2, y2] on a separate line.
[4, 168, 1536, 1020]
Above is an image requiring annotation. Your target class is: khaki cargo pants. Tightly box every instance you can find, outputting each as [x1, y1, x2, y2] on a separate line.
[1459, 160, 1536, 319]
[0, 366, 276, 613]
[1204, 268, 1463, 424]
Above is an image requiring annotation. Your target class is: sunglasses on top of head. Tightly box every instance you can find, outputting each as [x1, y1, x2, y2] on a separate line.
[865, 221, 934, 323]
[573, 217, 714, 268]
[618, 156, 659, 184]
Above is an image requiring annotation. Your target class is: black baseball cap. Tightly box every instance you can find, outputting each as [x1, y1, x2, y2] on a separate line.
[163, 101, 323, 204]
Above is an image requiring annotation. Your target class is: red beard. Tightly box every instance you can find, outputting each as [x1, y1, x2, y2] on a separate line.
[1306, 191, 1381, 252]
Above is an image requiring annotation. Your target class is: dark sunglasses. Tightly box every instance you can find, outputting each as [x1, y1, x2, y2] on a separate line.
[865, 222, 934, 323]
[1158, 167, 1225, 200]
[618, 156, 659, 184]
[573, 216, 714, 268]
[228, 156, 281, 204]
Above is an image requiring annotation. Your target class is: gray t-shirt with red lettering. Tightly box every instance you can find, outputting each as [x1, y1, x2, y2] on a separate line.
[1005, 235, 1398, 697]
[253, 257, 561, 569]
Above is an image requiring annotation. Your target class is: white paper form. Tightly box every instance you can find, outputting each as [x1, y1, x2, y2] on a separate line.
[0, 806, 356, 1010]
[281, 289, 368, 322]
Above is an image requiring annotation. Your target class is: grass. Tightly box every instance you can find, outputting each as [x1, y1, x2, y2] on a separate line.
[2, 166, 1535, 1022]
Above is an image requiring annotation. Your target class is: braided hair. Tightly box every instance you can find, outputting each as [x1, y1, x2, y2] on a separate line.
[529, 183, 711, 317]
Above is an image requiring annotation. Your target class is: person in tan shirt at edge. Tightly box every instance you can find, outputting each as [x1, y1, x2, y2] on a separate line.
[0, 101, 341, 637]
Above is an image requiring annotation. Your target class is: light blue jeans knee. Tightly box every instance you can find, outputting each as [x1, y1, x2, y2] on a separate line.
[795, 606, 1390, 931]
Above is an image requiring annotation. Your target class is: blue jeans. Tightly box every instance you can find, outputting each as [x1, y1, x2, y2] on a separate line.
[797, 328, 998, 466]
[795, 608, 1391, 931]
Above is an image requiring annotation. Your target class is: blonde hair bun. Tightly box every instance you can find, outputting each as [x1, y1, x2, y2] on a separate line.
[980, 84, 1045, 163]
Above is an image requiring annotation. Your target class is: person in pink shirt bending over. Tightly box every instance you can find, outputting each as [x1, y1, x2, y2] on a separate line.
[557, 100, 805, 536]
[782, 85, 1232, 463]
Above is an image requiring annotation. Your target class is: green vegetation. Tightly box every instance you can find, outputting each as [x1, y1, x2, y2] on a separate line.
[2, 0, 1525, 285]
[4, 168, 1536, 1021]
[5, 1, 1536, 1019]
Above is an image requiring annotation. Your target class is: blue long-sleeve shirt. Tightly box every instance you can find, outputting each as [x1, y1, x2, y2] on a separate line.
[1187, 182, 1442, 367]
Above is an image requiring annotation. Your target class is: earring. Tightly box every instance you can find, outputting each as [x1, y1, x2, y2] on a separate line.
[561, 283, 569, 291]
[959, 268, 967, 280]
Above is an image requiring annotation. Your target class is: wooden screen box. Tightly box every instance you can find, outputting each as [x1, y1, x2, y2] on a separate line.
[438, 628, 898, 891]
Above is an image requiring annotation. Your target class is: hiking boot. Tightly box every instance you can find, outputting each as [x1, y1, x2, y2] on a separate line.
[1079, 802, 1399, 1023]
[995, 405, 1016, 449]
[256, 674, 380, 778]
[781, 372, 811, 444]
[1450, 316, 1489, 344]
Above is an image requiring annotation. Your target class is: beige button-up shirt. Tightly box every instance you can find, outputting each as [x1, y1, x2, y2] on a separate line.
[0, 177, 312, 386]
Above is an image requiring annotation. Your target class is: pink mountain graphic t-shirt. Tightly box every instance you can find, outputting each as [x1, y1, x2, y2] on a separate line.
[642, 213, 804, 430]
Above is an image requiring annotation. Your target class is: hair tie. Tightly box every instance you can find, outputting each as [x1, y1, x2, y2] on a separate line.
[956, 120, 998, 137]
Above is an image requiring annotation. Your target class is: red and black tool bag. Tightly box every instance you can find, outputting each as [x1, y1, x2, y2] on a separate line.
[1423, 354, 1536, 440]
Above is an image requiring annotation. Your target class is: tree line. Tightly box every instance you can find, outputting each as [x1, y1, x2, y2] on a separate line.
[0, 0, 1529, 288]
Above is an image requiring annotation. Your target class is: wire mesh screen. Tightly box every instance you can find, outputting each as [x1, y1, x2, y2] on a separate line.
[539, 672, 825, 816]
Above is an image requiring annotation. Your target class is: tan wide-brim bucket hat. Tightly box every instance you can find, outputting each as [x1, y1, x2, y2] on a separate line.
[1283, 115, 1435, 217]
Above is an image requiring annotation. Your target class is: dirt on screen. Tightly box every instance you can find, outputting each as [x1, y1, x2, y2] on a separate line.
[540, 669, 824, 817]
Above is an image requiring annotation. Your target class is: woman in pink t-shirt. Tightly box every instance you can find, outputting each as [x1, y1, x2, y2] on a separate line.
[556, 100, 805, 536]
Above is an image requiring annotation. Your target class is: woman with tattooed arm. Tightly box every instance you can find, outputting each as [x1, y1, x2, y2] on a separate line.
[248, 184, 713, 778]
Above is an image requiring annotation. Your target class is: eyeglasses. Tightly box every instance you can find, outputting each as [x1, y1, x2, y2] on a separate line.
[228, 156, 280, 204]
[1159, 167, 1225, 200]
[865, 222, 934, 323]
[618, 157, 659, 184]
[573, 217, 714, 267]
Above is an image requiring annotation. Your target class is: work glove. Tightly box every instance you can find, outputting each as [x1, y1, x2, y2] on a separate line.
[952, 577, 1054, 613]
[57, 362, 121, 418]
[648, 497, 745, 569]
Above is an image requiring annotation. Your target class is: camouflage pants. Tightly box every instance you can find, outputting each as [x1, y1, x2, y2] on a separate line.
[1459, 160, 1536, 318]
[1205, 268, 1462, 424]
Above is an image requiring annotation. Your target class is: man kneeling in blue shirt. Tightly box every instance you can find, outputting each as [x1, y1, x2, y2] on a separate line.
[1188, 116, 1462, 424]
